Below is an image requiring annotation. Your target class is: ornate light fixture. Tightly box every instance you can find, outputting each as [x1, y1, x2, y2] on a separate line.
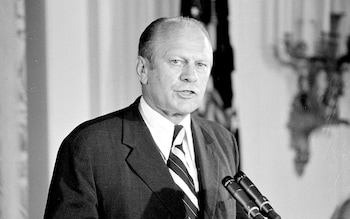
[274, 1, 350, 176]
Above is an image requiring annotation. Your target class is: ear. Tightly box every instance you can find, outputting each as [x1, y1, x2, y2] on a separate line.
[136, 56, 149, 85]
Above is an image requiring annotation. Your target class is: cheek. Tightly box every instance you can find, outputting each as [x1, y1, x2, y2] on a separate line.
[157, 71, 178, 89]
[199, 74, 210, 88]
[149, 73, 173, 96]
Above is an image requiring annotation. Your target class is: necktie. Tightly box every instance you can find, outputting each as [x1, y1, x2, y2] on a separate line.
[167, 125, 199, 219]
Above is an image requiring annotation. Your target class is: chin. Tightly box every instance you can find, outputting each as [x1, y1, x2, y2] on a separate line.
[173, 98, 200, 113]
[177, 105, 199, 115]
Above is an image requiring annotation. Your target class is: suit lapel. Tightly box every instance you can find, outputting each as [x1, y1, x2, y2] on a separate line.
[192, 118, 219, 219]
[122, 100, 185, 218]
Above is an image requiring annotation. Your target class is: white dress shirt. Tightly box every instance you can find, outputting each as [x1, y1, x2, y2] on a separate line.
[138, 96, 199, 192]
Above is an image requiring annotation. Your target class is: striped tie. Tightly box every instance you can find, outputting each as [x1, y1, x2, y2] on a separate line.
[167, 125, 199, 219]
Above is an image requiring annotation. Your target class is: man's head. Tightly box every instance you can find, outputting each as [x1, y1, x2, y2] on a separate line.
[136, 17, 213, 124]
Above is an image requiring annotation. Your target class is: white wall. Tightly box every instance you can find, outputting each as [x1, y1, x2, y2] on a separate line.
[46, 0, 91, 178]
[231, 1, 350, 218]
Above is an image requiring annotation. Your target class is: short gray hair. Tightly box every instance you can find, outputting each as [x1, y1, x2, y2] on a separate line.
[138, 17, 210, 63]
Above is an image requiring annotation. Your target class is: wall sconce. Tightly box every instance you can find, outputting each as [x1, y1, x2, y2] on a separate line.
[274, 0, 350, 176]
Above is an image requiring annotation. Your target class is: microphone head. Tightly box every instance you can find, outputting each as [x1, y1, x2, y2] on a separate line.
[222, 176, 234, 187]
[222, 176, 265, 219]
[267, 210, 282, 219]
[233, 171, 247, 183]
[234, 172, 282, 219]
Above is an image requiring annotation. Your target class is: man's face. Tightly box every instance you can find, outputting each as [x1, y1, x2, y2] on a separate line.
[138, 26, 213, 123]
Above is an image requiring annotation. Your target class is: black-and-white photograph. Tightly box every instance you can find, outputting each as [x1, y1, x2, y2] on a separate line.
[1, 0, 350, 218]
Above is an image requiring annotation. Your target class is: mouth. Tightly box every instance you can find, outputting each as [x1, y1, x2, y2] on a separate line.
[176, 90, 197, 98]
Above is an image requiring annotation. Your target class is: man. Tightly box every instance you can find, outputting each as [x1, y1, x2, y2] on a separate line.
[44, 17, 241, 218]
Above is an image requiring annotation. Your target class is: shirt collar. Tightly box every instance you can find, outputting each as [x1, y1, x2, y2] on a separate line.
[139, 96, 191, 160]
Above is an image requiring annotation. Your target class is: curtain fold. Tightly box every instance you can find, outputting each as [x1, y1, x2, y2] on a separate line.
[0, 0, 28, 218]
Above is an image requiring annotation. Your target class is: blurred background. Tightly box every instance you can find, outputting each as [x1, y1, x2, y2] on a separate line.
[1, 0, 350, 218]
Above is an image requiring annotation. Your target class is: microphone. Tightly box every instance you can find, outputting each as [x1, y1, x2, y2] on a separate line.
[222, 176, 265, 219]
[234, 171, 281, 219]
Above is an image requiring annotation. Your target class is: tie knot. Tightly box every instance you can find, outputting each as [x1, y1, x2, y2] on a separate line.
[172, 125, 184, 146]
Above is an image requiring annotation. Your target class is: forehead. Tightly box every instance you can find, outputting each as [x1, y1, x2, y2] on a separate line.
[154, 25, 213, 60]
[157, 22, 208, 43]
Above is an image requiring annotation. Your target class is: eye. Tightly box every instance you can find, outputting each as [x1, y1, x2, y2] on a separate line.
[170, 59, 184, 66]
[197, 62, 208, 68]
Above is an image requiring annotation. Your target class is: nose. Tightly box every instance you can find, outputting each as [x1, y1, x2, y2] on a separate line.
[180, 64, 198, 82]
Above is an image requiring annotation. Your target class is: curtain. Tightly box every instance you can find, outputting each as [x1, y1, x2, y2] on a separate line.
[0, 0, 28, 218]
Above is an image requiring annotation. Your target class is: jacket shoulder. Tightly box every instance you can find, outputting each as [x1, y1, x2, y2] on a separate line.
[67, 99, 140, 138]
[191, 114, 233, 137]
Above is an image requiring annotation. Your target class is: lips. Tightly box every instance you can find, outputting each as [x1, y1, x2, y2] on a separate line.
[181, 90, 195, 94]
[177, 89, 197, 98]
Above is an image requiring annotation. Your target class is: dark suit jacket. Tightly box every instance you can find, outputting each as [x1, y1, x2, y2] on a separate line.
[44, 98, 242, 219]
